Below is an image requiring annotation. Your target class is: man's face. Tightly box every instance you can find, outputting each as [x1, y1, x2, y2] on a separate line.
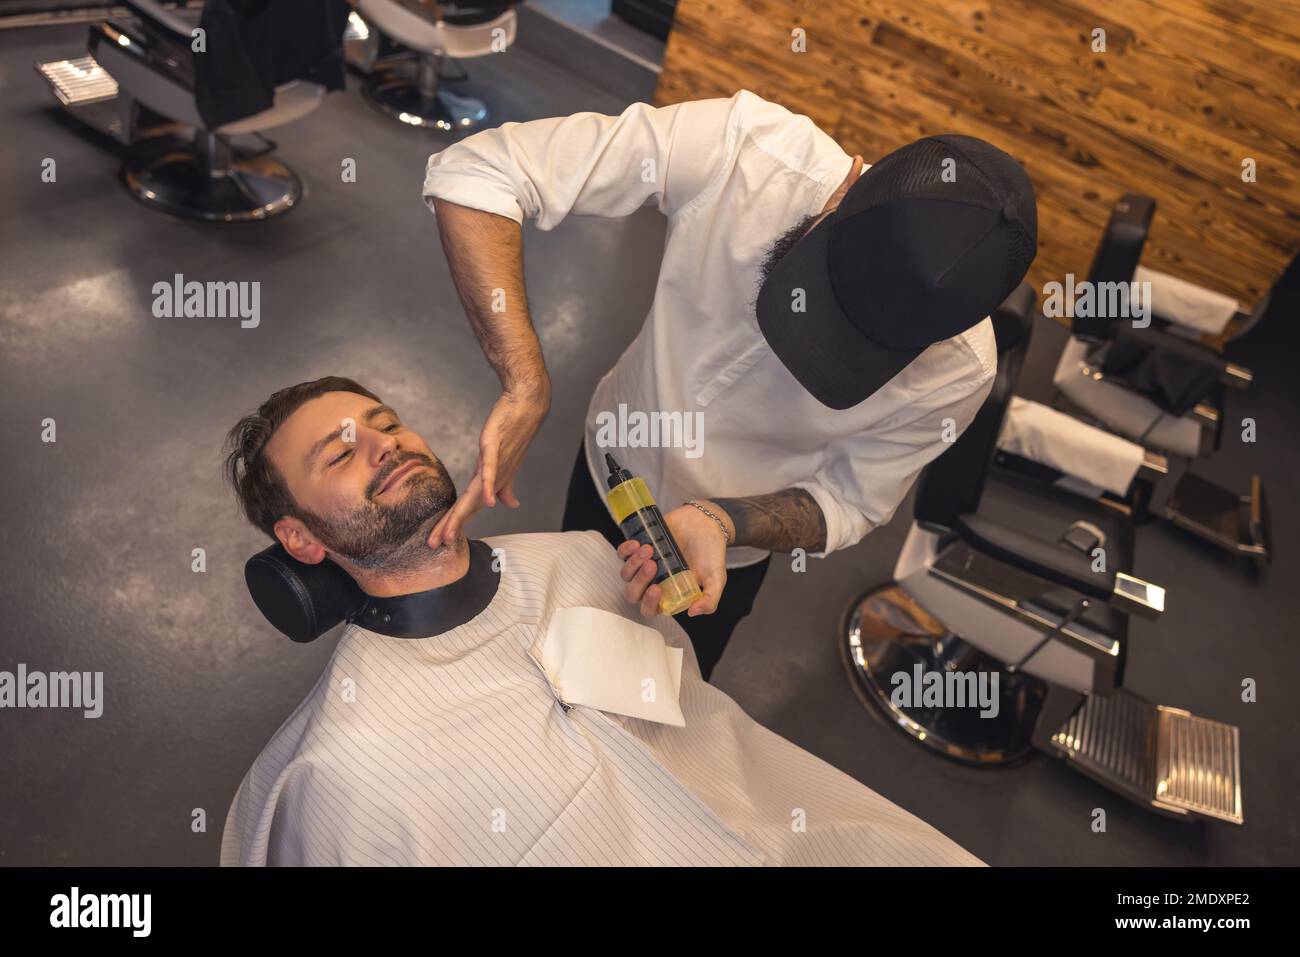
[265, 391, 456, 570]
[759, 155, 863, 286]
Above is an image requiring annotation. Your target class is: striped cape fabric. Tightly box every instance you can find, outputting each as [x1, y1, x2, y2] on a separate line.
[220, 531, 983, 866]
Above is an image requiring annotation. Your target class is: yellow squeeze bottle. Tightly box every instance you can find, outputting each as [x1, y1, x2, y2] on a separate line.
[604, 452, 705, 616]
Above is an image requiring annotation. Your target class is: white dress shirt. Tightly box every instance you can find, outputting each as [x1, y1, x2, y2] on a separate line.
[424, 89, 996, 568]
[220, 531, 983, 866]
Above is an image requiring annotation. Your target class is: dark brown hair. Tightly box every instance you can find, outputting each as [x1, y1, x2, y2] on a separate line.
[223, 376, 382, 540]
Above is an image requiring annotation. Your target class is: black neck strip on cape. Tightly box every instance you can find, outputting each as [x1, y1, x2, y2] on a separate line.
[351, 539, 499, 639]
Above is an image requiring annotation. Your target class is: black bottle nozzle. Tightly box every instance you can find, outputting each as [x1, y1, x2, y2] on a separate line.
[604, 452, 634, 490]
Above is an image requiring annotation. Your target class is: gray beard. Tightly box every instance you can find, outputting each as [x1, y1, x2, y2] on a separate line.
[297, 454, 457, 573]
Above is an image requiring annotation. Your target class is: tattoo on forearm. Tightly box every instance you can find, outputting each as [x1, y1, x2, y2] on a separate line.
[711, 489, 827, 553]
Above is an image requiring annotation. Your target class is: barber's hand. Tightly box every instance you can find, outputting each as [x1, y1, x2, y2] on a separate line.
[427, 385, 550, 547]
[616, 502, 733, 618]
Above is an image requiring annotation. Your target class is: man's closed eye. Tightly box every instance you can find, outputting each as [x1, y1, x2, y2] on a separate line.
[329, 423, 401, 467]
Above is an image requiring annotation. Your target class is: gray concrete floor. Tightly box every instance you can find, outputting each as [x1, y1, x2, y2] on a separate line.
[2, 24, 1297, 867]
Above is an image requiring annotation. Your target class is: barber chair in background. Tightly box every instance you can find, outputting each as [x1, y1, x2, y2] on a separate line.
[842, 282, 1243, 825]
[344, 1, 519, 131]
[35, 0, 345, 221]
[1039, 194, 1270, 570]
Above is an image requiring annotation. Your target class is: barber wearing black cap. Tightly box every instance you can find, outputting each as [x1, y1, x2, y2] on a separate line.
[421, 90, 1037, 680]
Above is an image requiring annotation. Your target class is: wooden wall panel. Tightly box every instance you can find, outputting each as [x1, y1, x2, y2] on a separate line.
[654, 0, 1300, 305]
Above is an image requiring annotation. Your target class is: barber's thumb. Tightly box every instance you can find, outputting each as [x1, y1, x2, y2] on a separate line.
[427, 515, 449, 547]
[687, 598, 716, 617]
[688, 578, 723, 616]
[442, 516, 462, 544]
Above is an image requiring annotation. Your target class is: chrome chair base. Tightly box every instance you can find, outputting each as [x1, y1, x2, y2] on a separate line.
[361, 73, 487, 131]
[841, 583, 1048, 766]
[121, 136, 302, 222]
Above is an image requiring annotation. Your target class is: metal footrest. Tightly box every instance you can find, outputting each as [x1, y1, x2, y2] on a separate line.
[1165, 470, 1269, 566]
[1049, 689, 1242, 824]
[35, 55, 127, 141]
[37, 56, 117, 106]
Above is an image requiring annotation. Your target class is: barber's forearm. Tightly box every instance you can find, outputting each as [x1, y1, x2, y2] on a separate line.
[709, 488, 828, 553]
[432, 197, 549, 398]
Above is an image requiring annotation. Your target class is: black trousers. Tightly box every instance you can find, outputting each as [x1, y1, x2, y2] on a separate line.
[561, 440, 770, 681]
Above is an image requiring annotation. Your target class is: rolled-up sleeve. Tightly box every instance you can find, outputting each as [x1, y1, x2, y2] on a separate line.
[422, 96, 735, 229]
[792, 357, 996, 558]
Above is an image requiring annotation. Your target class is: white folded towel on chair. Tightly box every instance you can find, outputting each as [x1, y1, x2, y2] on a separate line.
[998, 397, 1145, 496]
[1136, 265, 1239, 336]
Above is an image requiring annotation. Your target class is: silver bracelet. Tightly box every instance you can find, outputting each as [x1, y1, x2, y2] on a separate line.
[683, 500, 733, 545]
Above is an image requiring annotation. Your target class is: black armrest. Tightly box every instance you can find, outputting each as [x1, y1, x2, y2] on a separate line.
[955, 513, 1115, 601]
[954, 512, 1165, 619]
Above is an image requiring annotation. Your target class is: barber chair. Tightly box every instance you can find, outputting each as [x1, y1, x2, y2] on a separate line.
[1042, 194, 1269, 569]
[35, 0, 327, 221]
[842, 282, 1243, 825]
[992, 327, 1175, 540]
[344, 1, 519, 131]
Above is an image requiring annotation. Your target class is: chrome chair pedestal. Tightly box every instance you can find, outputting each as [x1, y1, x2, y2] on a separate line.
[121, 132, 302, 222]
[842, 583, 1048, 766]
[361, 53, 487, 131]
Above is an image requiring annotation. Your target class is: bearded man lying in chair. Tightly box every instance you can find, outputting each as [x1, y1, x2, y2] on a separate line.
[218, 375, 982, 867]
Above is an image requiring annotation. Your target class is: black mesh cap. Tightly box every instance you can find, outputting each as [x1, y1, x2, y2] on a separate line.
[756, 133, 1038, 409]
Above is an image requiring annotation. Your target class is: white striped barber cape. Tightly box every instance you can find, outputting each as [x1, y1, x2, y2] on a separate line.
[220, 530, 983, 866]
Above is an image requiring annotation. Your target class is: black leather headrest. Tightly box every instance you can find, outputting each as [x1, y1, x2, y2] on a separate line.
[1077, 193, 1155, 341]
[911, 281, 1037, 531]
[244, 543, 367, 643]
[990, 279, 1036, 355]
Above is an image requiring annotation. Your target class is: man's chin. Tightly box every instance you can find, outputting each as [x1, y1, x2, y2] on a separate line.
[329, 524, 443, 572]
